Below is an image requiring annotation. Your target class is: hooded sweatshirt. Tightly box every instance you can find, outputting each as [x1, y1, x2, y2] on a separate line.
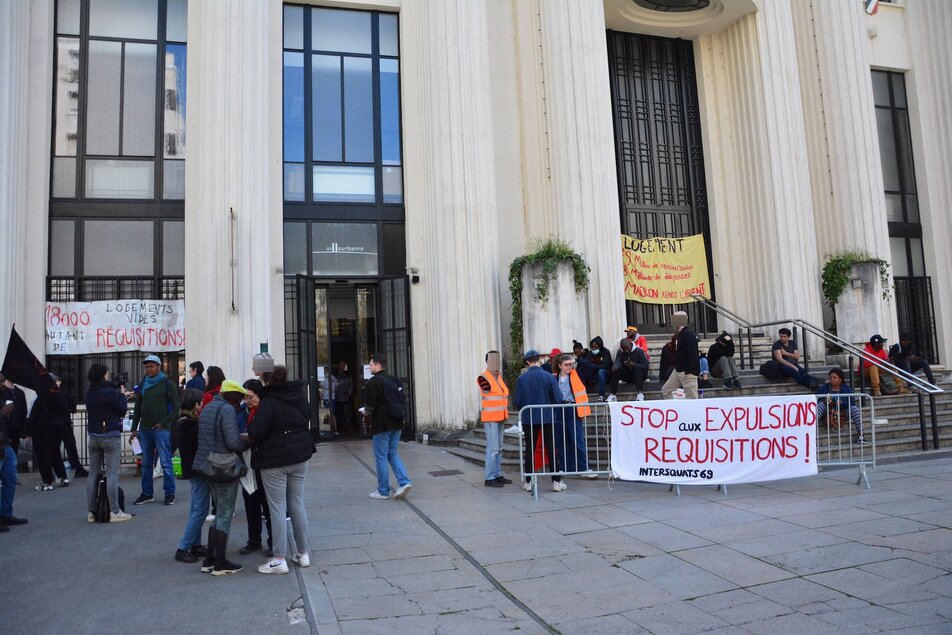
[247, 380, 314, 469]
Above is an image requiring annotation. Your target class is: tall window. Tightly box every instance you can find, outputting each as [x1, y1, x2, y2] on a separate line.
[282, 5, 404, 278]
[873, 69, 938, 362]
[50, 0, 187, 280]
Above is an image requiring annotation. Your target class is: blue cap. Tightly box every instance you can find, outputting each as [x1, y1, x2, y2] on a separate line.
[142, 354, 162, 365]
[524, 349, 540, 361]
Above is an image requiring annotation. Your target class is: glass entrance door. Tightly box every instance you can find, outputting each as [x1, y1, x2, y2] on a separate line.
[378, 276, 415, 440]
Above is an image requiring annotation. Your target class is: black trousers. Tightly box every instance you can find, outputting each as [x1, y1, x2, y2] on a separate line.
[521, 423, 561, 483]
[242, 469, 273, 548]
[35, 424, 67, 484]
[611, 366, 646, 393]
[62, 423, 82, 469]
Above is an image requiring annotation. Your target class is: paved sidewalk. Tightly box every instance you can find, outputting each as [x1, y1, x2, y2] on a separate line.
[2, 441, 952, 634]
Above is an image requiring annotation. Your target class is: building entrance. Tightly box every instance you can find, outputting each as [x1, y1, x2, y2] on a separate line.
[292, 276, 414, 441]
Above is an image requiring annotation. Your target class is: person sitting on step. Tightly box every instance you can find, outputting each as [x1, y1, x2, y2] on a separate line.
[707, 332, 741, 389]
[888, 333, 935, 386]
[863, 334, 908, 397]
[815, 368, 866, 445]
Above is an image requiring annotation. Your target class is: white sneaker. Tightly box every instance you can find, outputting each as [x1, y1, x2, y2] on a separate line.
[522, 481, 532, 492]
[369, 491, 390, 500]
[393, 483, 412, 499]
[35, 483, 54, 491]
[205, 514, 216, 522]
[552, 481, 568, 492]
[258, 559, 289, 575]
[581, 470, 599, 479]
[110, 511, 132, 522]
[88, 512, 96, 523]
[291, 552, 310, 568]
[505, 425, 522, 434]
[606, 395, 617, 402]
[636, 392, 645, 401]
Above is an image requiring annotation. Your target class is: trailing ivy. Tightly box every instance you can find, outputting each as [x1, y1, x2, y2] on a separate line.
[507, 238, 590, 372]
[821, 250, 891, 307]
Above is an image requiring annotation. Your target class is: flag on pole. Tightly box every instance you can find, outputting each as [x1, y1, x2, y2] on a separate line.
[866, 0, 879, 16]
[1, 326, 61, 404]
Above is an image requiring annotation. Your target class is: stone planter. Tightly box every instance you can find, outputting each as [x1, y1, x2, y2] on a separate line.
[834, 261, 886, 347]
[521, 261, 589, 353]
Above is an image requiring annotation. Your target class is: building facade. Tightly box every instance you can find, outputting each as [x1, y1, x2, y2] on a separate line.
[1, 0, 950, 432]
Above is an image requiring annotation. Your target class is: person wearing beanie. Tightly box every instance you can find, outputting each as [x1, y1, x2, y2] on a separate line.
[661, 311, 700, 399]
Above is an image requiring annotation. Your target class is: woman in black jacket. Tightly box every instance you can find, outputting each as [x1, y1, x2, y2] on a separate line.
[247, 365, 313, 575]
[173, 388, 209, 563]
[84, 364, 131, 522]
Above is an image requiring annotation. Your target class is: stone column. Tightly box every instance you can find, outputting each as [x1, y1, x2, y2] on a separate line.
[401, 0, 502, 429]
[0, 2, 31, 341]
[183, 0, 283, 379]
[697, 2, 824, 352]
[906, 0, 952, 364]
[519, 0, 627, 343]
[791, 0, 896, 338]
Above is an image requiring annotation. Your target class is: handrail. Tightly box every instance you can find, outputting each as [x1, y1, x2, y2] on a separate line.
[691, 293, 943, 450]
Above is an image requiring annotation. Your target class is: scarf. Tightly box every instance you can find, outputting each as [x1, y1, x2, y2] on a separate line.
[142, 371, 167, 394]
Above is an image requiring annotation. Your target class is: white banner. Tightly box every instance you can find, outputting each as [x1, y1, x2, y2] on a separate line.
[45, 300, 186, 355]
[610, 394, 818, 485]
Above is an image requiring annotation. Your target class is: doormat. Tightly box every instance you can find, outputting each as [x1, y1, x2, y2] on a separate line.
[428, 469, 464, 477]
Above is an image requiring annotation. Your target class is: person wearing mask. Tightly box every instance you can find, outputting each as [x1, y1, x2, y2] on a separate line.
[248, 365, 313, 574]
[609, 339, 649, 402]
[173, 389, 210, 563]
[554, 354, 597, 479]
[579, 337, 612, 402]
[129, 354, 180, 506]
[25, 373, 70, 490]
[193, 380, 250, 575]
[84, 364, 132, 523]
[237, 379, 273, 557]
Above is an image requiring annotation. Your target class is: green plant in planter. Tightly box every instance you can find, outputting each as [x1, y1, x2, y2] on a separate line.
[821, 250, 891, 307]
[507, 238, 589, 369]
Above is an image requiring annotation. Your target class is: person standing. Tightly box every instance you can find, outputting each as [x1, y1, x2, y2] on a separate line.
[661, 311, 700, 399]
[237, 379, 273, 557]
[185, 361, 206, 392]
[514, 349, 565, 493]
[0, 400, 28, 531]
[478, 350, 511, 488]
[173, 389, 210, 563]
[193, 380, 250, 575]
[0, 375, 27, 456]
[554, 354, 597, 478]
[129, 354, 180, 506]
[247, 365, 313, 574]
[59, 376, 88, 478]
[201, 366, 226, 410]
[84, 364, 132, 523]
[25, 373, 70, 490]
[363, 354, 412, 501]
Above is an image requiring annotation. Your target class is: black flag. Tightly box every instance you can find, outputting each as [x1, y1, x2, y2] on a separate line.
[1, 327, 60, 403]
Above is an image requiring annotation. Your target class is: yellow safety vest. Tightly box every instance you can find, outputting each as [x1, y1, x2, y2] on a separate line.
[478, 370, 510, 422]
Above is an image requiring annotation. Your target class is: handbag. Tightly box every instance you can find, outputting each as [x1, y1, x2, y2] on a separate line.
[199, 451, 247, 483]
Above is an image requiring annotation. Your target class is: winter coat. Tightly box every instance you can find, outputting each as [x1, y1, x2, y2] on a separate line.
[674, 327, 701, 375]
[192, 394, 249, 476]
[514, 366, 562, 425]
[174, 410, 200, 478]
[25, 390, 70, 435]
[707, 337, 735, 370]
[84, 381, 128, 435]
[247, 380, 313, 470]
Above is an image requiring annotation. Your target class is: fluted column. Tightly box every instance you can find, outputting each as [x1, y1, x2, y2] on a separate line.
[184, 0, 283, 379]
[698, 1, 823, 350]
[402, 0, 502, 429]
[0, 2, 30, 341]
[791, 0, 896, 339]
[906, 0, 952, 363]
[511, 0, 627, 350]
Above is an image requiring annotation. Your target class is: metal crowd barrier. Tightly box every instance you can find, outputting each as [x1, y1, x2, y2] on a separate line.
[519, 396, 877, 500]
[56, 406, 141, 469]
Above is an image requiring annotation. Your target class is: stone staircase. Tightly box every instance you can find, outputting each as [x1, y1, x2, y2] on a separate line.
[444, 334, 952, 469]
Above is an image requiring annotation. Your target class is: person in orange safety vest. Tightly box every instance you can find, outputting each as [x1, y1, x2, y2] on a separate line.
[553, 354, 598, 480]
[478, 351, 512, 488]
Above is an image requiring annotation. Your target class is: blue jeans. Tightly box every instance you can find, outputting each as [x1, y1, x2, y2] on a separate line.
[138, 428, 175, 497]
[373, 429, 410, 496]
[483, 422, 505, 480]
[700, 357, 710, 376]
[779, 364, 816, 388]
[1, 445, 17, 517]
[178, 477, 210, 551]
[554, 409, 587, 473]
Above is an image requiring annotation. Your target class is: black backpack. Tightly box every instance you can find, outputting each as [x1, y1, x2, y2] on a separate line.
[94, 474, 126, 522]
[382, 375, 407, 422]
[760, 360, 783, 381]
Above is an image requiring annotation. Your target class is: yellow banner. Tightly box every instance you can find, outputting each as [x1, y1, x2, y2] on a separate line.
[621, 234, 711, 304]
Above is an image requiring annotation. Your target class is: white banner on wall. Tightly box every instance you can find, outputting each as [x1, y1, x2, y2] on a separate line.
[45, 300, 186, 355]
[610, 394, 818, 485]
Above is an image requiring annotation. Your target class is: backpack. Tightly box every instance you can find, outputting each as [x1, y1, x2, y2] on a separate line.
[760, 360, 783, 381]
[94, 474, 126, 522]
[382, 375, 407, 422]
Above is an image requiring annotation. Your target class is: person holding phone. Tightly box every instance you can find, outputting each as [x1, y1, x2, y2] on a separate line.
[478, 350, 511, 488]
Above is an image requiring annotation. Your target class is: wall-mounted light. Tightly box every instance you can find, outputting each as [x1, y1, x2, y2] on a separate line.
[851, 278, 864, 289]
[408, 268, 420, 285]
